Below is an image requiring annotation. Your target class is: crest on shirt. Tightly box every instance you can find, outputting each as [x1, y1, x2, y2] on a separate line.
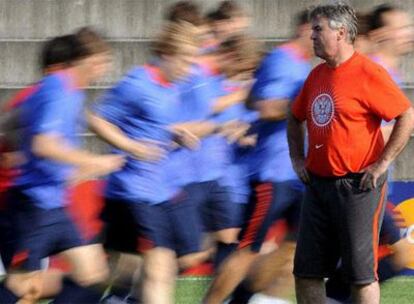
[311, 93, 335, 127]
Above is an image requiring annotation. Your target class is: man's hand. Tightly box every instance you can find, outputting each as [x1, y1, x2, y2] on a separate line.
[69, 154, 125, 185]
[237, 134, 257, 147]
[292, 158, 310, 185]
[218, 120, 250, 143]
[359, 160, 389, 191]
[128, 140, 164, 161]
[173, 126, 200, 150]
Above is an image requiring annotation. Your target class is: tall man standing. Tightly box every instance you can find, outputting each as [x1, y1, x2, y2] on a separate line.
[288, 4, 414, 304]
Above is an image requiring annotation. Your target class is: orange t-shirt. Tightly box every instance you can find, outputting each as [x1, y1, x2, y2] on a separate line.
[291, 52, 411, 177]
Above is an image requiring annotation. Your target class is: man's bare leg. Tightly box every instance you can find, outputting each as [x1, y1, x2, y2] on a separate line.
[295, 277, 325, 304]
[351, 282, 380, 304]
[142, 247, 177, 304]
[203, 247, 258, 304]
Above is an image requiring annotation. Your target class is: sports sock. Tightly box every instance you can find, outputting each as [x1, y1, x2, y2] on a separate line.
[214, 242, 238, 269]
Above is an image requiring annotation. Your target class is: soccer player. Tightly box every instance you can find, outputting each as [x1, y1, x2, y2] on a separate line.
[367, 4, 414, 143]
[288, 4, 414, 304]
[88, 22, 200, 304]
[163, 1, 257, 272]
[0, 33, 124, 304]
[0, 33, 106, 300]
[207, 0, 250, 44]
[203, 10, 313, 304]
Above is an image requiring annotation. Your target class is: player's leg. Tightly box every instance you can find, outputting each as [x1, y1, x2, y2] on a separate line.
[207, 181, 244, 269]
[203, 181, 278, 303]
[294, 177, 340, 304]
[135, 202, 178, 304]
[51, 210, 110, 304]
[142, 247, 177, 304]
[167, 184, 213, 270]
[230, 181, 303, 303]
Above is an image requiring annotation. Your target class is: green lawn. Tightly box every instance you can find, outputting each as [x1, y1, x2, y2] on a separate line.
[175, 276, 414, 304]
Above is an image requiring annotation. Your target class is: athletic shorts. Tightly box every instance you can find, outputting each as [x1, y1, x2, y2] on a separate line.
[102, 195, 202, 257]
[189, 181, 244, 232]
[7, 190, 84, 271]
[239, 180, 304, 252]
[293, 172, 388, 284]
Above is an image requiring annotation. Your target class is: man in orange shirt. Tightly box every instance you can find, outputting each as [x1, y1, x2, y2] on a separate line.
[287, 4, 414, 304]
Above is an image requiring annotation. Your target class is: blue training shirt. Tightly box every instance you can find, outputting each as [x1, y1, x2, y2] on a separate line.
[164, 65, 212, 188]
[208, 75, 258, 203]
[249, 44, 311, 182]
[94, 65, 180, 204]
[14, 71, 85, 209]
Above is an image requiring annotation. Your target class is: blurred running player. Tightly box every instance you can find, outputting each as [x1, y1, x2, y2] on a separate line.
[0, 33, 124, 304]
[163, 1, 257, 272]
[354, 12, 373, 55]
[367, 4, 414, 142]
[203, 9, 313, 304]
[207, 0, 250, 44]
[0, 34, 89, 299]
[88, 22, 200, 304]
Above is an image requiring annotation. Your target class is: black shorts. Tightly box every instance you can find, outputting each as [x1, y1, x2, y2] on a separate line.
[190, 181, 243, 232]
[6, 190, 84, 271]
[102, 196, 202, 257]
[293, 172, 388, 284]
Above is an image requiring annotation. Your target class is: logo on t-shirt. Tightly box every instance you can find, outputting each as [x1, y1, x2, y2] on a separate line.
[311, 93, 335, 127]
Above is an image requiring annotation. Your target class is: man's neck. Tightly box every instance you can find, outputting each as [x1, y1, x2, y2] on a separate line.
[326, 44, 355, 68]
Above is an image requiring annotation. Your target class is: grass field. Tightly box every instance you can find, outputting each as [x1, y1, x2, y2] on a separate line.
[175, 276, 414, 304]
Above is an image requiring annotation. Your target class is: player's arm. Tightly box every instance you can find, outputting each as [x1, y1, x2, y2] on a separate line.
[248, 52, 293, 121]
[211, 88, 250, 114]
[32, 133, 123, 168]
[87, 112, 163, 161]
[254, 99, 289, 121]
[171, 121, 217, 139]
[172, 119, 249, 145]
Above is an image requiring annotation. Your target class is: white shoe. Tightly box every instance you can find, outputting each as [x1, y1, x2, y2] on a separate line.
[248, 293, 291, 304]
[326, 297, 345, 304]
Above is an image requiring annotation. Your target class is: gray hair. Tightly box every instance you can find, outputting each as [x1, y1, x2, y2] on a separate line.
[310, 3, 358, 43]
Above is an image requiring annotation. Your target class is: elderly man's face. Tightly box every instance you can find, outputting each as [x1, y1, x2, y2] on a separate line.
[311, 16, 343, 60]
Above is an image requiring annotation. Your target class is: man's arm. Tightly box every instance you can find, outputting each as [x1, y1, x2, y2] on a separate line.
[211, 88, 250, 114]
[287, 110, 309, 184]
[255, 99, 289, 121]
[32, 133, 124, 180]
[360, 107, 414, 190]
[87, 112, 163, 161]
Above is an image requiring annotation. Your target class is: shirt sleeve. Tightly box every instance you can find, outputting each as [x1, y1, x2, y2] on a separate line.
[30, 87, 67, 136]
[251, 51, 298, 101]
[364, 64, 411, 122]
[93, 74, 140, 125]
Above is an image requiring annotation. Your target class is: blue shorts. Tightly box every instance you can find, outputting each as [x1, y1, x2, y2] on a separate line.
[239, 180, 304, 252]
[102, 196, 202, 257]
[187, 181, 244, 232]
[7, 190, 84, 271]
